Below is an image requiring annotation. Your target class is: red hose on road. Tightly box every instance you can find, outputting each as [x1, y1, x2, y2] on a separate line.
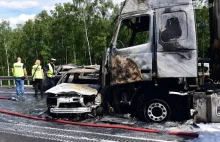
[54, 119, 159, 133]
[0, 109, 199, 138]
[168, 131, 199, 137]
[0, 109, 159, 134]
[0, 97, 11, 100]
[0, 109, 46, 121]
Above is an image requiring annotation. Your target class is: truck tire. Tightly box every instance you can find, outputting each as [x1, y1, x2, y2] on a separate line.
[136, 95, 171, 122]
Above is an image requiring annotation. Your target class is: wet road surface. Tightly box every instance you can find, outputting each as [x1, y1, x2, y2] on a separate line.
[0, 87, 198, 142]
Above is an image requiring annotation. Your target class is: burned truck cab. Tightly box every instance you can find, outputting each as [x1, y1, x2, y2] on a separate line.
[101, 0, 197, 122]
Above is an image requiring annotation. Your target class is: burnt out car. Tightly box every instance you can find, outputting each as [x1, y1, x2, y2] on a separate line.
[42, 64, 77, 91]
[46, 67, 101, 116]
[55, 64, 77, 75]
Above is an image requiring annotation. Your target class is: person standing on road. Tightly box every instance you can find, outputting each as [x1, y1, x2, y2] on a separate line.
[44, 58, 56, 89]
[32, 59, 44, 97]
[12, 57, 28, 98]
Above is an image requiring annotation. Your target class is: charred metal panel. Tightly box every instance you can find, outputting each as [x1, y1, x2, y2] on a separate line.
[121, 0, 192, 14]
[210, 94, 220, 122]
[122, 0, 149, 14]
[193, 93, 208, 123]
[157, 6, 196, 51]
[68, 68, 98, 74]
[156, 5, 197, 78]
[160, 12, 186, 43]
[194, 93, 220, 123]
[111, 44, 152, 85]
[157, 51, 197, 77]
[46, 83, 98, 96]
[111, 11, 153, 85]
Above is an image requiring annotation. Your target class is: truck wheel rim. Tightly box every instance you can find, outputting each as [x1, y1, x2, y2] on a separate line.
[147, 103, 167, 122]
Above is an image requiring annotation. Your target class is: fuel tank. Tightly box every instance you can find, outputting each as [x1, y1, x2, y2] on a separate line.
[194, 92, 220, 123]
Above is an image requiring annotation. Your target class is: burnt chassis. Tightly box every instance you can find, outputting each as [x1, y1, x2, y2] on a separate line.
[46, 68, 101, 115]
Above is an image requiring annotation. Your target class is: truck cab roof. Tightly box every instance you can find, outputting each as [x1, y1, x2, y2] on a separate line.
[121, 0, 192, 14]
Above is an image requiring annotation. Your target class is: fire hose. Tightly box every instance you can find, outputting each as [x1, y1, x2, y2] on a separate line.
[0, 97, 13, 100]
[0, 97, 199, 138]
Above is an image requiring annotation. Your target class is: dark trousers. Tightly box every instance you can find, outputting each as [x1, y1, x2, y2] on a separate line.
[34, 79, 43, 96]
[47, 77, 55, 89]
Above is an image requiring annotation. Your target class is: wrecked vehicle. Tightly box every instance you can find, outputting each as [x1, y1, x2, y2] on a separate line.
[99, 0, 198, 122]
[99, 0, 220, 123]
[46, 0, 220, 123]
[46, 67, 101, 115]
[55, 64, 77, 75]
[43, 64, 98, 91]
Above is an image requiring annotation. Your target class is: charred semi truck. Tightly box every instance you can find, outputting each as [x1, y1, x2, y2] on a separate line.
[101, 0, 220, 123]
[100, 0, 198, 122]
[46, 0, 220, 123]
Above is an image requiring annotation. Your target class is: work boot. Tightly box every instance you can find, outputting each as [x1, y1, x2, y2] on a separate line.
[16, 96, 20, 101]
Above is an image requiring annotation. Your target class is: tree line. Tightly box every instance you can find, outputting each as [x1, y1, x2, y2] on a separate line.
[0, 0, 210, 76]
[0, 0, 120, 76]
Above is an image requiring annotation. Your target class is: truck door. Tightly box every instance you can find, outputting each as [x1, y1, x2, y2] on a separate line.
[110, 12, 153, 85]
[155, 5, 197, 78]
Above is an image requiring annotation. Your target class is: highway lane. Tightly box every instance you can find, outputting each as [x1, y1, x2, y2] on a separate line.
[0, 87, 197, 142]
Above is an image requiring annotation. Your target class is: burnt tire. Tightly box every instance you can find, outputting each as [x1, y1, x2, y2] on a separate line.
[96, 106, 104, 116]
[136, 95, 171, 122]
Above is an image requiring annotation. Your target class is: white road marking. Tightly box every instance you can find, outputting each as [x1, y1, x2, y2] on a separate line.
[0, 130, 64, 142]
[0, 127, 100, 142]
[0, 122, 175, 142]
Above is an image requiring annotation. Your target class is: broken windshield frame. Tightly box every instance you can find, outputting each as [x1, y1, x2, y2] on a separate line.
[113, 12, 153, 49]
[57, 72, 99, 85]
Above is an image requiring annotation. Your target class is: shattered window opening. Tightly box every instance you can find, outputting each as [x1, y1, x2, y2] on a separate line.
[160, 12, 187, 43]
[68, 75, 74, 83]
[61, 73, 98, 85]
[160, 12, 187, 42]
[62, 74, 69, 83]
[117, 15, 150, 48]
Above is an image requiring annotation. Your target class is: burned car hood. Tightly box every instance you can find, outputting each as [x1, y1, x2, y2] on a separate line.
[46, 83, 98, 96]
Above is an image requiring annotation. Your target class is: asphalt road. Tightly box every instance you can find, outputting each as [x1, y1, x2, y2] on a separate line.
[0, 87, 198, 142]
[0, 131, 55, 142]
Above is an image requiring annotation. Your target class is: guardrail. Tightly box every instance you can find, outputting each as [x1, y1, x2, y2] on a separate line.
[0, 76, 61, 86]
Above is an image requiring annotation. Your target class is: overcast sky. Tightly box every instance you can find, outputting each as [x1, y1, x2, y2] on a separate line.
[0, 0, 124, 28]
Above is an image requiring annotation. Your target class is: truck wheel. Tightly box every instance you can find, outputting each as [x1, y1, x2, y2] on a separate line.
[144, 99, 171, 122]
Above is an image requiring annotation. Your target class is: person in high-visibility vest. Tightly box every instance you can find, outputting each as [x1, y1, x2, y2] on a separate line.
[11, 57, 28, 98]
[32, 59, 44, 97]
[44, 58, 56, 89]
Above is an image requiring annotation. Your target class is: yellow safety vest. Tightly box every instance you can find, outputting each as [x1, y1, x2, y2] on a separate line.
[46, 63, 55, 78]
[13, 62, 24, 78]
[32, 65, 43, 79]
